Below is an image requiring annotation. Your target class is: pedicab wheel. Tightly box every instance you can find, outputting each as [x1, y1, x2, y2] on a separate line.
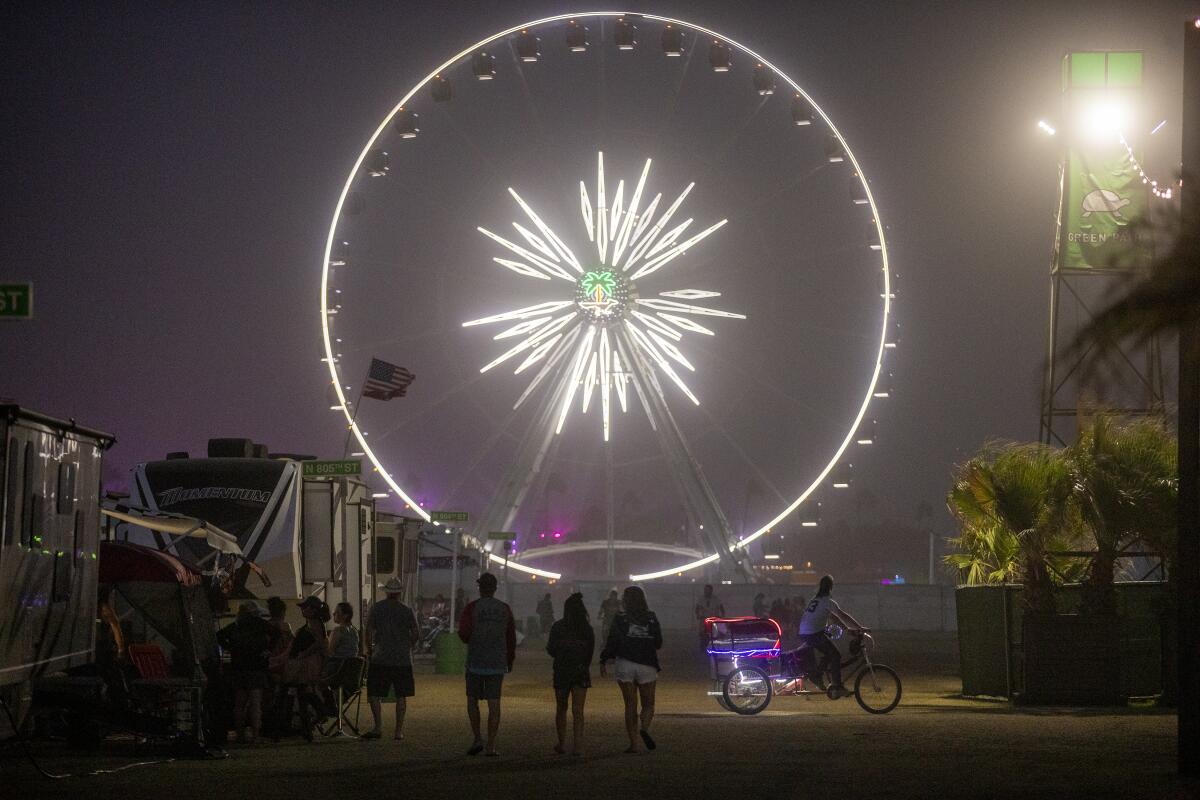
[722, 666, 773, 715]
[854, 664, 902, 714]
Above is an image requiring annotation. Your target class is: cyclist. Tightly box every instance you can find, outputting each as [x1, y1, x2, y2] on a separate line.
[797, 575, 864, 697]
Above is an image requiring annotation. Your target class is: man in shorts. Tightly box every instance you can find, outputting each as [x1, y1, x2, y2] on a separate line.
[364, 577, 420, 740]
[458, 572, 515, 756]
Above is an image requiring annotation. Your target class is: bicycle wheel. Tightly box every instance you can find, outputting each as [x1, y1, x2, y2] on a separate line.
[722, 666, 773, 715]
[854, 664, 901, 714]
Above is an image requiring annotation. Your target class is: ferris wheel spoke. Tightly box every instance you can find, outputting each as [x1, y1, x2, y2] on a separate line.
[629, 218, 728, 281]
[624, 321, 700, 406]
[611, 159, 653, 267]
[622, 183, 694, 272]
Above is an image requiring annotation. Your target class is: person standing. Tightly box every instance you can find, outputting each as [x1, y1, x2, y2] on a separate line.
[599, 589, 622, 642]
[364, 577, 420, 741]
[752, 593, 768, 619]
[537, 593, 555, 637]
[546, 593, 594, 756]
[217, 601, 279, 744]
[458, 572, 515, 756]
[694, 584, 725, 647]
[600, 586, 663, 753]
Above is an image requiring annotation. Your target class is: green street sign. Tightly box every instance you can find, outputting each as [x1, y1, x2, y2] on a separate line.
[488, 531, 516, 541]
[0, 284, 32, 319]
[301, 459, 362, 477]
[431, 510, 469, 523]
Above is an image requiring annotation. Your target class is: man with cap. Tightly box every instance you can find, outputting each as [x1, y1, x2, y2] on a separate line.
[364, 577, 420, 741]
[457, 572, 515, 756]
[217, 600, 279, 744]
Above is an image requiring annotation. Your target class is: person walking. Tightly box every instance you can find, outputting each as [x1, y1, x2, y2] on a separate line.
[458, 572, 515, 756]
[536, 592, 555, 637]
[752, 593, 768, 619]
[598, 589, 622, 642]
[546, 593, 594, 756]
[364, 577, 420, 741]
[217, 600, 279, 744]
[599, 586, 662, 753]
[694, 584, 725, 648]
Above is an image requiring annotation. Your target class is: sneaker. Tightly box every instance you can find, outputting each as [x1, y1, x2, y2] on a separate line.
[829, 685, 850, 699]
[639, 729, 656, 751]
[361, 730, 382, 740]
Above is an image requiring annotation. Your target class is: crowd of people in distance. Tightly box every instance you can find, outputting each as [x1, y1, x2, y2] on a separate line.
[215, 574, 857, 754]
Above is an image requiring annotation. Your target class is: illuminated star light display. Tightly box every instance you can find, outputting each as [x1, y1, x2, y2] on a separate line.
[463, 153, 746, 441]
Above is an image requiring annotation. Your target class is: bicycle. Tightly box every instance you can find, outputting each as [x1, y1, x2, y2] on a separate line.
[707, 618, 902, 715]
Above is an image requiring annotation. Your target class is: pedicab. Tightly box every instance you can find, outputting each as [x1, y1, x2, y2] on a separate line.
[705, 616, 902, 715]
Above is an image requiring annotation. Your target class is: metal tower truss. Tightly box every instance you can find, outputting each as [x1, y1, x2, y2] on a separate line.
[1040, 265, 1165, 447]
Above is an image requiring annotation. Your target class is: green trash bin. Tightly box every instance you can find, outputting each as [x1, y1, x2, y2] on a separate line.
[433, 631, 467, 675]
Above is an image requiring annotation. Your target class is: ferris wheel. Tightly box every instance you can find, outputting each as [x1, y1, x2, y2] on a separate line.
[319, 11, 894, 583]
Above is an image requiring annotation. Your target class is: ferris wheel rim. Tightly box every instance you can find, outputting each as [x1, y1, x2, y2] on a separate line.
[318, 10, 893, 582]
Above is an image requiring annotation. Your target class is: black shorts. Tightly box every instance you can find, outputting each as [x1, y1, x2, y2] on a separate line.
[368, 663, 415, 699]
[465, 671, 504, 700]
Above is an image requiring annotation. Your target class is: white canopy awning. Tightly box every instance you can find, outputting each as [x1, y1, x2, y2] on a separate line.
[102, 506, 243, 556]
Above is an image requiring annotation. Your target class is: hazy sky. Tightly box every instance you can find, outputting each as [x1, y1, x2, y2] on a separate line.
[2, 1, 1195, 562]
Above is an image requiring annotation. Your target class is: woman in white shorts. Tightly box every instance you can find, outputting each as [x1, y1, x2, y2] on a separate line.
[599, 586, 663, 753]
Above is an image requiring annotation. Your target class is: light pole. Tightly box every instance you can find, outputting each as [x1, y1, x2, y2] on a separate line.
[1177, 16, 1200, 780]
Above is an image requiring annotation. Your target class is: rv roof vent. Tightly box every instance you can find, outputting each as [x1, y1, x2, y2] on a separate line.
[251, 443, 269, 459]
[208, 438, 254, 458]
[268, 452, 317, 461]
[165, 451, 189, 460]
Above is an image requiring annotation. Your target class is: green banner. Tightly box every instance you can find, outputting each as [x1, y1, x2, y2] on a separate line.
[1060, 147, 1148, 270]
[1057, 50, 1149, 271]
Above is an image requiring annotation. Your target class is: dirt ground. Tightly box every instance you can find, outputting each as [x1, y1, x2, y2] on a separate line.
[2, 632, 1191, 800]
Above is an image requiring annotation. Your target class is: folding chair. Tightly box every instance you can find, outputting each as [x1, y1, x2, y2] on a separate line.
[126, 643, 206, 748]
[321, 656, 365, 738]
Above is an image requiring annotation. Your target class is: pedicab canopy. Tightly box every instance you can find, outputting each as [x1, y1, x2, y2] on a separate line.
[705, 617, 782, 658]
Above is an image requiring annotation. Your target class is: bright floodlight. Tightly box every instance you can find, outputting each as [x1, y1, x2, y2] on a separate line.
[1037, 119, 1056, 136]
[465, 153, 744, 442]
[1077, 95, 1130, 143]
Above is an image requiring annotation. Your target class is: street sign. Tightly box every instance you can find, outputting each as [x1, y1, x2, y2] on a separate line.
[488, 531, 516, 541]
[301, 459, 362, 477]
[431, 510, 469, 523]
[0, 284, 32, 319]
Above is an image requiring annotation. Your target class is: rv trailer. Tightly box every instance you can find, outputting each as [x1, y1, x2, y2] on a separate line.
[120, 439, 398, 622]
[0, 406, 113, 700]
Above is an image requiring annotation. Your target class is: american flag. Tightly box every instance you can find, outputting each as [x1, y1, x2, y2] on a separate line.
[362, 358, 415, 400]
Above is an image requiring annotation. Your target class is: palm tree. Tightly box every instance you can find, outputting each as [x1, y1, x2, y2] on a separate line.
[946, 442, 1085, 612]
[1069, 413, 1178, 616]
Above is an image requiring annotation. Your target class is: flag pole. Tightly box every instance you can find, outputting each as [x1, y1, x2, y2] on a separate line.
[342, 382, 367, 457]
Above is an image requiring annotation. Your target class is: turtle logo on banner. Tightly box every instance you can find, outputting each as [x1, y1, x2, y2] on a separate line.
[1080, 189, 1131, 219]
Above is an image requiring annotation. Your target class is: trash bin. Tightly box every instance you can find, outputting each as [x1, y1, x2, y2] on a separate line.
[433, 631, 467, 675]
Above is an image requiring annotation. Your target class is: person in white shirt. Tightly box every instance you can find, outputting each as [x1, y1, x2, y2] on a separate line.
[797, 575, 863, 696]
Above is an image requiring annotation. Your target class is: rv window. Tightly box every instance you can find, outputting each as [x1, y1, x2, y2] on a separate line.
[375, 536, 396, 574]
[21, 442, 34, 548]
[3, 438, 18, 546]
[57, 462, 76, 515]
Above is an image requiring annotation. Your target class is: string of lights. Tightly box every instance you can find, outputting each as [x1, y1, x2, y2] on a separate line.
[1119, 133, 1179, 199]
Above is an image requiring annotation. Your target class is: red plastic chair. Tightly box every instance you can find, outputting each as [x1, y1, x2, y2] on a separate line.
[127, 643, 170, 679]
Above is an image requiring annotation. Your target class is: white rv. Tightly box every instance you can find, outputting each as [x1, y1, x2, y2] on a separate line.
[0, 406, 113, 711]
[121, 439, 405, 621]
